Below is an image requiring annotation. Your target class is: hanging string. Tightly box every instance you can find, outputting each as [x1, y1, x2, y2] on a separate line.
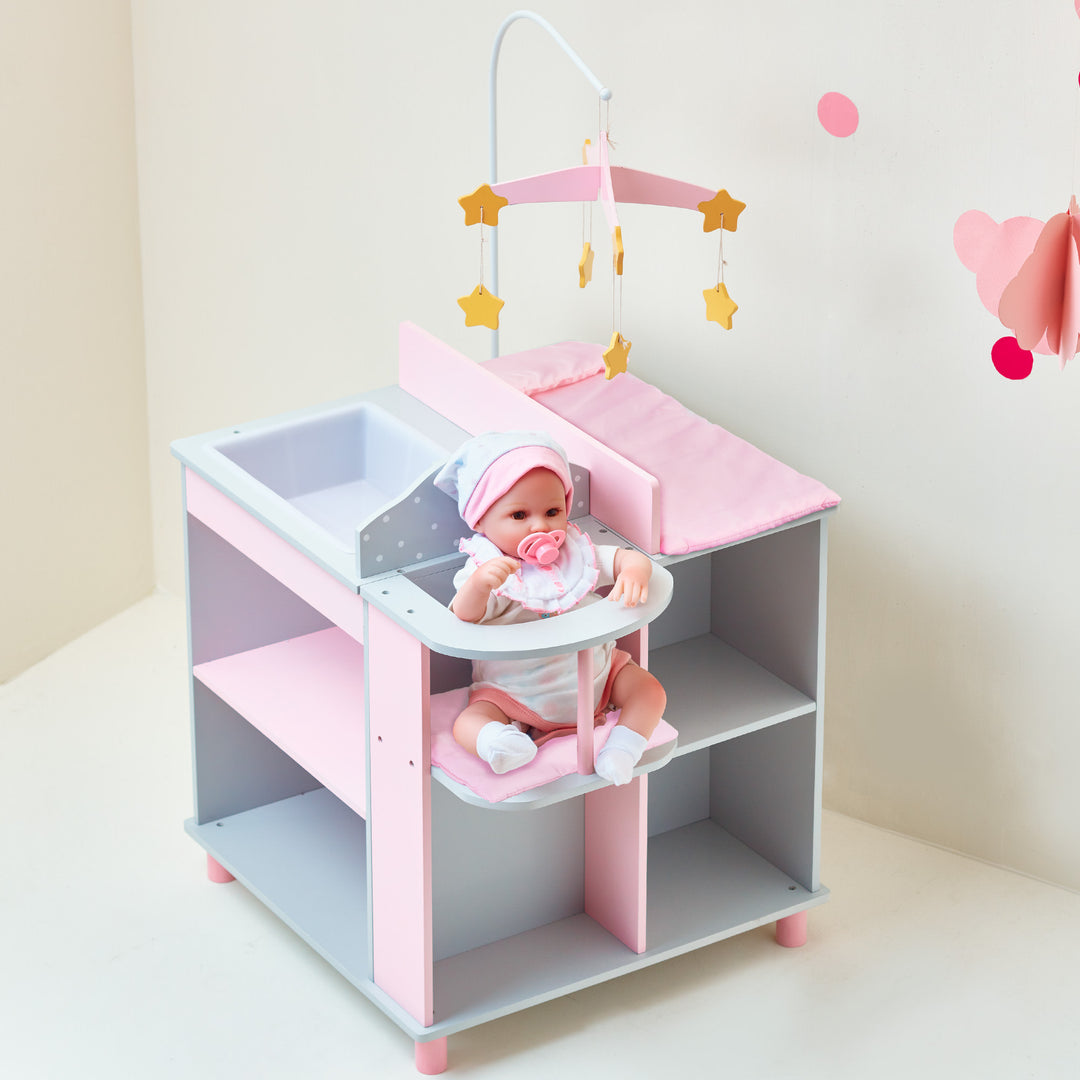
[716, 212, 726, 285]
[479, 207, 487, 291]
[611, 259, 616, 330]
[610, 259, 624, 335]
[582, 200, 593, 246]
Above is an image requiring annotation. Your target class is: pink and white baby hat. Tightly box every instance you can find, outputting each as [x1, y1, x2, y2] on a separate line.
[433, 431, 573, 530]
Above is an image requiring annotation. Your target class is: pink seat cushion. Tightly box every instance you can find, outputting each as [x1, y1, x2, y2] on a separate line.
[430, 688, 678, 803]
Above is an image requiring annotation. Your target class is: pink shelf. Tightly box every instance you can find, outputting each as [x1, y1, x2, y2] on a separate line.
[194, 628, 367, 816]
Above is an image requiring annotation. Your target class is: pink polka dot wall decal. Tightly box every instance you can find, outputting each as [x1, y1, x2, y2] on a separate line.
[817, 92, 859, 137]
[991, 336, 1034, 380]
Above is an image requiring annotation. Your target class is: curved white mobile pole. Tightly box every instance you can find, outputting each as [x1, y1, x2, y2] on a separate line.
[488, 10, 612, 357]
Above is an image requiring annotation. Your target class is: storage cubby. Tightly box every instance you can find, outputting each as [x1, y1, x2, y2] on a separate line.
[646, 716, 821, 946]
[644, 519, 827, 925]
[432, 783, 587, 960]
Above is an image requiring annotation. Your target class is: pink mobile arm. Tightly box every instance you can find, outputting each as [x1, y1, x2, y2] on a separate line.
[491, 132, 715, 217]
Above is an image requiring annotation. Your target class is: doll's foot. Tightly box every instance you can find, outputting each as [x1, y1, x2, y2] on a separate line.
[476, 721, 537, 774]
[595, 726, 649, 786]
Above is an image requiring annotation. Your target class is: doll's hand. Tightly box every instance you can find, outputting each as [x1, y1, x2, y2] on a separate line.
[451, 555, 520, 623]
[609, 550, 652, 608]
[474, 555, 521, 592]
[610, 570, 649, 608]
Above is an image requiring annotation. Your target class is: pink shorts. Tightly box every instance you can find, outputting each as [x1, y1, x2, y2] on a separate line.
[468, 648, 634, 747]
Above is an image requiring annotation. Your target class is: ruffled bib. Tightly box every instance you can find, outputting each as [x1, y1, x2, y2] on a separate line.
[459, 522, 600, 615]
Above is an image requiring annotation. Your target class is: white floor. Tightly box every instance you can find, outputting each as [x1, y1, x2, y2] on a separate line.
[2, 592, 1077, 1080]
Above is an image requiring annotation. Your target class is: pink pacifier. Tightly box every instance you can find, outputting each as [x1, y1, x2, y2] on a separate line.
[516, 529, 566, 566]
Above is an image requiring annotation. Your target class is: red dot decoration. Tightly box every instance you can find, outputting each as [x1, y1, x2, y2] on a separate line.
[991, 336, 1034, 380]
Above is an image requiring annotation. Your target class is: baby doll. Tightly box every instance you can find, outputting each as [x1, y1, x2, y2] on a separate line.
[434, 431, 666, 786]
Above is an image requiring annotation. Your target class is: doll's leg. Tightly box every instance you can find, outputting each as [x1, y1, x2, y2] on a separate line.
[453, 699, 510, 754]
[596, 664, 667, 786]
[454, 699, 537, 774]
[606, 663, 666, 739]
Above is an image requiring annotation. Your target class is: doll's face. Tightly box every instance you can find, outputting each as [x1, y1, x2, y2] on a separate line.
[475, 467, 568, 556]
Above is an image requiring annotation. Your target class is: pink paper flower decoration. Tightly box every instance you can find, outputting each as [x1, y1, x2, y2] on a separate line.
[953, 210, 1045, 329]
[997, 197, 1080, 368]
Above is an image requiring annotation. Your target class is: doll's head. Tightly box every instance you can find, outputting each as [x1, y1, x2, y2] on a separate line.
[434, 432, 573, 562]
[474, 467, 568, 560]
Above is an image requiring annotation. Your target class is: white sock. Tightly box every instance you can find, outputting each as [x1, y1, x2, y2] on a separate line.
[475, 720, 537, 774]
[595, 725, 649, 786]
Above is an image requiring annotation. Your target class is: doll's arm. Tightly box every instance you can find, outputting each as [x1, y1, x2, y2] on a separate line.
[451, 556, 520, 623]
[609, 548, 653, 608]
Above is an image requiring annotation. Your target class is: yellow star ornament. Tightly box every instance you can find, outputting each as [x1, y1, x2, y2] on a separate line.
[703, 283, 738, 329]
[697, 189, 746, 233]
[458, 285, 505, 330]
[458, 184, 509, 226]
[578, 242, 595, 287]
[602, 331, 631, 379]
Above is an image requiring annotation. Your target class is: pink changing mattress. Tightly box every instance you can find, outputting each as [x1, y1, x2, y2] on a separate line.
[484, 343, 840, 555]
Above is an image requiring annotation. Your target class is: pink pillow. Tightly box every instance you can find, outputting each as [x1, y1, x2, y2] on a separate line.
[483, 341, 605, 395]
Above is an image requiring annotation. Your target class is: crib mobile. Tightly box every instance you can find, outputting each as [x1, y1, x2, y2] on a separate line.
[454, 13, 746, 380]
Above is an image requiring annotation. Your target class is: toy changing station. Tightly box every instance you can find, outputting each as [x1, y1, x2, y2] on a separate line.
[172, 323, 840, 1073]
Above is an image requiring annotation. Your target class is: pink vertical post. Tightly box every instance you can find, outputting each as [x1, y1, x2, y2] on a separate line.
[583, 624, 650, 952]
[367, 606, 434, 1027]
[576, 647, 594, 774]
[584, 776, 649, 953]
[775, 910, 808, 948]
[616, 626, 648, 668]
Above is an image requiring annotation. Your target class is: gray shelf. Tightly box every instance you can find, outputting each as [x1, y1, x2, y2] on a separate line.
[186, 791, 369, 982]
[432, 818, 826, 1037]
[648, 634, 815, 756]
[185, 790, 824, 1043]
[647, 819, 827, 947]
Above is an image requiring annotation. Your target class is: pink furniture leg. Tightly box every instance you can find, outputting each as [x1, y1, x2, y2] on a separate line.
[206, 855, 235, 884]
[414, 1037, 448, 1075]
[775, 910, 808, 948]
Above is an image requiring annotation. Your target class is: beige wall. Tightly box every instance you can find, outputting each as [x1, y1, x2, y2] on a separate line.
[1, 1, 152, 683]
[131, 0, 1080, 891]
